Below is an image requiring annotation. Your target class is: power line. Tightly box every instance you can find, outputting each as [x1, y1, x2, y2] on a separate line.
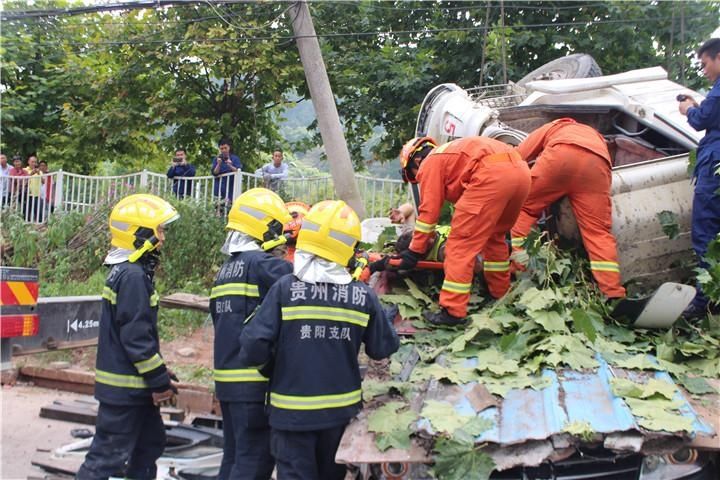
[1, 15, 679, 48]
[0, 0, 651, 21]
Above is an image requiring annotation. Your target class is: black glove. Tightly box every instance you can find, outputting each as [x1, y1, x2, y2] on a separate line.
[369, 257, 390, 273]
[392, 249, 422, 272]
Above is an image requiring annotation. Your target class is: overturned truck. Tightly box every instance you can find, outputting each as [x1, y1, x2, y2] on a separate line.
[339, 59, 719, 479]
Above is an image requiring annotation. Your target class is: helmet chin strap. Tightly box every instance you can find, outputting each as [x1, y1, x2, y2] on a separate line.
[129, 236, 158, 263]
[260, 219, 287, 251]
[261, 236, 287, 251]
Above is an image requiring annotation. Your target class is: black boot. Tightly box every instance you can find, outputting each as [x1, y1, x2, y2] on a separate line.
[423, 309, 466, 327]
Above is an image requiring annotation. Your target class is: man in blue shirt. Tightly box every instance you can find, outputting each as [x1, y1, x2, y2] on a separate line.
[255, 149, 289, 193]
[679, 37, 720, 318]
[212, 138, 243, 208]
[166, 149, 196, 199]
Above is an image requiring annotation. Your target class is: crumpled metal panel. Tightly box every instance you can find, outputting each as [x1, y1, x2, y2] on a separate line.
[415, 354, 714, 447]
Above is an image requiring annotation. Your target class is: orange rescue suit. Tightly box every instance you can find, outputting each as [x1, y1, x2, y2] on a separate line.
[409, 137, 531, 318]
[510, 118, 626, 299]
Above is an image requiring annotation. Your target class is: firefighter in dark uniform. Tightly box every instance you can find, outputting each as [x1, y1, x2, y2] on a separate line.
[239, 200, 400, 480]
[211, 188, 293, 480]
[77, 194, 180, 480]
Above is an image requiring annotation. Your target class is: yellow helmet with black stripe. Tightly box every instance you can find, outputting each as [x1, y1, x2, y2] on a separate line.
[227, 188, 292, 250]
[109, 194, 179, 254]
[296, 200, 361, 266]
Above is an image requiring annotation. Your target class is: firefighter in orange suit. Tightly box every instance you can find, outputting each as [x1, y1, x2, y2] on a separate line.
[389, 136, 531, 326]
[283, 201, 310, 263]
[510, 118, 626, 299]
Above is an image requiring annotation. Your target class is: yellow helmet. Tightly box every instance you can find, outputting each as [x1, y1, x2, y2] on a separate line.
[109, 193, 179, 255]
[226, 188, 292, 250]
[296, 200, 361, 266]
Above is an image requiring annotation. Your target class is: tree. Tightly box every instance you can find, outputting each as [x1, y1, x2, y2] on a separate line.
[2, 1, 306, 173]
[308, 1, 719, 164]
[2, 1, 718, 173]
[1, 0, 167, 173]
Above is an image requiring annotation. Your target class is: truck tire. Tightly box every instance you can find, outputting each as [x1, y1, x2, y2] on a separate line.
[516, 54, 602, 87]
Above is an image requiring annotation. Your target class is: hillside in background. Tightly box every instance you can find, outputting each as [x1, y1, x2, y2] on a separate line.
[278, 98, 399, 179]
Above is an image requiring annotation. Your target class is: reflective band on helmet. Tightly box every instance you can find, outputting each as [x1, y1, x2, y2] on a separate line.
[590, 261, 620, 273]
[511, 237, 526, 247]
[210, 282, 260, 299]
[483, 260, 510, 272]
[95, 369, 149, 389]
[281, 306, 369, 327]
[134, 353, 164, 374]
[110, 220, 130, 231]
[441, 279, 472, 294]
[301, 219, 321, 232]
[414, 220, 436, 234]
[270, 389, 361, 410]
[102, 286, 117, 304]
[239, 205, 267, 220]
[213, 368, 268, 382]
[329, 229, 357, 247]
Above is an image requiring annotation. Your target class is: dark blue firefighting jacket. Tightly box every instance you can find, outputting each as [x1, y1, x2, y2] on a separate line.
[95, 261, 170, 405]
[210, 250, 293, 402]
[687, 78, 720, 190]
[238, 274, 400, 431]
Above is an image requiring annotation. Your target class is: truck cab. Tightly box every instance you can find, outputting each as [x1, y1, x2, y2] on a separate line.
[415, 66, 702, 289]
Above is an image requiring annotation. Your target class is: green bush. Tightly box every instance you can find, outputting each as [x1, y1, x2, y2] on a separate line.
[2, 197, 227, 297]
[156, 198, 227, 291]
[1, 209, 107, 287]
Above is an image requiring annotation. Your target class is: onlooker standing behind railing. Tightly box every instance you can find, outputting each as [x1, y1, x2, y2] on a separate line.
[39, 160, 55, 216]
[255, 149, 289, 194]
[166, 148, 196, 199]
[0, 154, 10, 207]
[9, 155, 28, 213]
[211, 138, 242, 213]
[24, 155, 45, 222]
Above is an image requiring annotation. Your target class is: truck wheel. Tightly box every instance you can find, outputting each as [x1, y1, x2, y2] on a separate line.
[516, 54, 602, 87]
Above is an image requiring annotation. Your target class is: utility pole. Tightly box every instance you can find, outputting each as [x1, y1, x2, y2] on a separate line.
[290, 0, 366, 218]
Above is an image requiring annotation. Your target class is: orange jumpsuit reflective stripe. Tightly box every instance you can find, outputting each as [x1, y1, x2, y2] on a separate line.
[510, 119, 626, 298]
[410, 137, 531, 317]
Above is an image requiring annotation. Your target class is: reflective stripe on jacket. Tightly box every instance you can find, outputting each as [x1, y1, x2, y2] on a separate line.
[239, 274, 400, 431]
[210, 250, 293, 402]
[410, 137, 517, 255]
[95, 261, 169, 405]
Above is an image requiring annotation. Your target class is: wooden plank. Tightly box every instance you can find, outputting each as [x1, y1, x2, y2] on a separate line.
[31, 450, 82, 476]
[40, 403, 97, 425]
[159, 293, 210, 313]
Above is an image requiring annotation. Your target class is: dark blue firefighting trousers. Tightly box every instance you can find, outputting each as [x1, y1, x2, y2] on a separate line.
[270, 425, 347, 480]
[691, 151, 720, 310]
[218, 401, 274, 480]
[76, 403, 165, 480]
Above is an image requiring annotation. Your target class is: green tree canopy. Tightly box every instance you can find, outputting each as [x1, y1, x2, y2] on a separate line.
[2, 1, 718, 172]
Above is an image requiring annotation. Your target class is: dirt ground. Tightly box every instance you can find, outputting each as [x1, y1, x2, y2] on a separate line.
[1, 383, 90, 480]
[162, 325, 214, 372]
[1, 326, 216, 479]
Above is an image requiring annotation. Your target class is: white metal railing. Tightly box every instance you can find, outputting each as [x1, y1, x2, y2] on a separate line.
[1, 169, 410, 224]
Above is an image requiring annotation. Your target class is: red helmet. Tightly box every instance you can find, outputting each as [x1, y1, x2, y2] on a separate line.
[284, 201, 310, 241]
[399, 136, 437, 183]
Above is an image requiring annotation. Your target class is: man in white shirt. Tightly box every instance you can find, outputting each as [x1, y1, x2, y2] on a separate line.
[255, 149, 289, 193]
